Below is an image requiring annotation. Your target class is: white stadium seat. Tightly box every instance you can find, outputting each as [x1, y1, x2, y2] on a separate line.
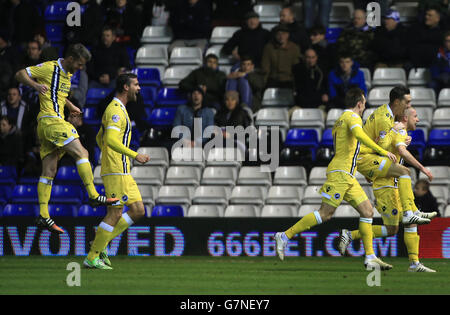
[169, 47, 203, 66]
[368, 87, 391, 107]
[326, 108, 344, 128]
[419, 166, 450, 185]
[408, 68, 431, 86]
[298, 205, 319, 217]
[131, 166, 165, 185]
[93, 165, 102, 185]
[237, 166, 272, 187]
[156, 185, 194, 206]
[192, 186, 231, 207]
[135, 45, 168, 66]
[210, 26, 240, 45]
[134, 147, 169, 168]
[371, 68, 406, 86]
[360, 67, 371, 90]
[432, 108, 450, 128]
[188, 205, 223, 217]
[229, 186, 268, 206]
[170, 147, 205, 167]
[410, 87, 436, 108]
[302, 186, 323, 204]
[164, 166, 201, 186]
[261, 88, 295, 107]
[255, 108, 289, 129]
[261, 205, 296, 217]
[141, 26, 173, 44]
[206, 147, 244, 167]
[334, 205, 359, 217]
[162, 65, 196, 87]
[392, 2, 419, 23]
[309, 167, 327, 185]
[201, 166, 238, 186]
[290, 108, 325, 130]
[265, 186, 303, 206]
[415, 107, 433, 129]
[254, 4, 282, 23]
[138, 185, 159, 207]
[224, 205, 260, 217]
[438, 88, 450, 107]
[329, 2, 353, 27]
[444, 205, 450, 217]
[273, 166, 308, 186]
[428, 185, 449, 207]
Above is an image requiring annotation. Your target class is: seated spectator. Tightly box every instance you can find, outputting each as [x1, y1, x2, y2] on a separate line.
[303, 0, 332, 30]
[0, 115, 23, 168]
[261, 24, 302, 89]
[0, 86, 30, 132]
[173, 86, 215, 147]
[215, 90, 251, 129]
[418, 0, 448, 24]
[179, 54, 226, 110]
[354, 0, 389, 17]
[371, 9, 408, 69]
[33, 30, 59, 62]
[168, 0, 211, 53]
[0, 31, 19, 100]
[221, 11, 271, 68]
[414, 179, 440, 216]
[337, 9, 376, 69]
[408, 7, 445, 68]
[292, 48, 328, 110]
[430, 31, 450, 94]
[225, 56, 265, 112]
[105, 0, 143, 48]
[65, 0, 104, 47]
[309, 25, 334, 72]
[19, 40, 44, 68]
[87, 26, 131, 89]
[70, 69, 89, 108]
[277, 5, 310, 53]
[212, 0, 254, 27]
[328, 53, 367, 109]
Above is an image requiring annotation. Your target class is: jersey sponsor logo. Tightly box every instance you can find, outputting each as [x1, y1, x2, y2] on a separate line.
[334, 193, 340, 199]
[112, 115, 120, 123]
[59, 82, 70, 93]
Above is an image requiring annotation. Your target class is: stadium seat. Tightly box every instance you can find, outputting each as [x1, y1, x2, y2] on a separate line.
[392, 2, 418, 23]
[273, 166, 307, 186]
[428, 185, 449, 208]
[302, 186, 322, 204]
[188, 205, 223, 217]
[138, 185, 159, 206]
[408, 129, 426, 160]
[309, 167, 327, 185]
[419, 166, 450, 185]
[237, 166, 272, 187]
[298, 204, 319, 217]
[438, 88, 450, 107]
[360, 67, 371, 90]
[44, 1, 70, 22]
[11, 185, 38, 203]
[156, 88, 188, 107]
[367, 87, 392, 107]
[255, 108, 289, 129]
[156, 185, 194, 206]
[444, 205, 450, 217]
[2, 204, 38, 217]
[205, 45, 235, 65]
[290, 108, 325, 130]
[265, 186, 303, 206]
[50, 185, 83, 204]
[192, 186, 231, 207]
[415, 107, 433, 129]
[93, 165, 102, 185]
[254, 4, 282, 23]
[0, 166, 17, 185]
[140, 26, 173, 44]
[140, 86, 157, 107]
[171, 147, 205, 167]
[410, 87, 436, 108]
[78, 205, 107, 217]
[132, 68, 161, 87]
[206, 147, 244, 167]
[45, 24, 64, 43]
[371, 68, 406, 87]
[224, 205, 260, 217]
[82, 107, 100, 125]
[329, 2, 353, 27]
[148, 107, 177, 129]
[229, 186, 268, 206]
[325, 27, 343, 44]
[48, 204, 77, 217]
[151, 205, 184, 217]
[135, 45, 169, 66]
[201, 166, 238, 186]
[261, 205, 296, 217]
[432, 108, 450, 128]
[134, 147, 169, 167]
[55, 166, 81, 183]
[408, 68, 431, 86]
[326, 108, 344, 128]
[320, 128, 333, 148]
[0, 185, 12, 205]
[284, 129, 319, 160]
[165, 166, 201, 186]
[334, 205, 359, 217]
[162, 65, 196, 87]
[86, 88, 113, 105]
[169, 47, 203, 66]
[209, 26, 240, 45]
[130, 166, 165, 185]
[261, 88, 295, 107]
[427, 129, 450, 147]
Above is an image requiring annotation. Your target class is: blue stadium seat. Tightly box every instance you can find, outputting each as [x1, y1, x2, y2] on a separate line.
[0, 166, 17, 185]
[45, 24, 64, 43]
[86, 88, 113, 105]
[320, 128, 333, 148]
[408, 129, 426, 160]
[0, 185, 12, 205]
[427, 129, 450, 147]
[325, 27, 343, 44]
[83, 107, 101, 125]
[83, 185, 105, 203]
[78, 205, 107, 217]
[156, 88, 188, 107]
[44, 1, 71, 22]
[123, 205, 149, 216]
[48, 204, 78, 217]
[51, 185, 83, 204]
[140, 86, 157, 107]
[55, 166, 82, 183]
[133, 68, 161, 87]
[149, 107, 177, 129]
[126, 47, 136, 68]
[2, 204, 38, 217]
[11, 185, 38, 203]
[18, 177, 39, 185]
[151, 205, 184, 217]
[284, 129, 319, 161]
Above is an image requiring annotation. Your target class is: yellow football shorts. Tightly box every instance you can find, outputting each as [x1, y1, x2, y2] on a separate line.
[373, 187, 403, 226]
[37, 117, 79, 160]
[319, 171, 368, 209]
[356, 153, 392, 181]
[102, 175, 142, 207]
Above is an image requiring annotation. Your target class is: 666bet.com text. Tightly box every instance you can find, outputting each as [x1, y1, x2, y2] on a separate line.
[179, 299, 270, 312]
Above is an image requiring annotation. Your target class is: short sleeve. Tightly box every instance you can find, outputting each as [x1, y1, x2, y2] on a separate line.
[26, 61, 51, 80]
[103, 107, 125, 132]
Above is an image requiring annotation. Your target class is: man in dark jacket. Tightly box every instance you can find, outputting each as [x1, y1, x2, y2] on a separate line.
[221, 11, 271, 67]
[414, 179, 440, 216]
[0, 86, 30, 132]
[277, 5, 310, 53]
[105, 0, 143, 48]
[429, 31, 450, 94]
[0, 115, 23, 169]
[179, 54, 227, 110]
[65, 0, 104, 47]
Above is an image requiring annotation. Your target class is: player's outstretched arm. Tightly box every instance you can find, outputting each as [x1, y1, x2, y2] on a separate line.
[397, 145, 433, 181]
[14, 69, 48, 95]
[351, 125, 397, 163]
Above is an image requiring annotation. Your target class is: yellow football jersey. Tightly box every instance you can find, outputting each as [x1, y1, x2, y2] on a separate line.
[98, 97, 133, 176]
[327, 110, 363, 176]
[372, 128, 407, 190]
[26, 59, 72, 120]
[361, 104, 395, 154]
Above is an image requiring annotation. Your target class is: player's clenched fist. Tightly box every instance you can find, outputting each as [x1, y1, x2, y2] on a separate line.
[135, 153, 150, 164]
[34, 83, 48, 95]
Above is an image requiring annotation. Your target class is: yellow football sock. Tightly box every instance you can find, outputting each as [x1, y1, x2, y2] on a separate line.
[404, 228, 419, 263]
[359, 218, 375, 256]
[105, 213, 134, 246]
[398, 175, 415, 212]
[285, 211, 321, 239]
[76, 158, 99, 199]
[87, 222, 113, 261]
[351, 225, 387, 240]
[38, 177, 53, 218]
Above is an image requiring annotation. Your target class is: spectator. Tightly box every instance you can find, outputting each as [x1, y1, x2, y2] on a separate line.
[276, 5, 310, 53]
[212, 0, 254, 27]
[309, 25, 334, 72]
[179, 54, 227, 110]
[0, 115, 23, 168]
[303, 0, 332, 30]
[408, 7, 445, 68]
[65, 0, 104, 47]
[261, 24, 302, 89]
[0, 31, 18, 100]
[33, 30, 59, 62]
[221, 11, 271, 67]
[87, 26, 131, 89]
[142, 0, 172, 26]
[215, 90, 251, 129]
[105, 0, 143, 48]
[328, 53, 367, 109]
[418, 0, 448, 24]
[371, 9, 408, 69]
[225, 56, 265, 112]
[173, 86, 215, 147]
[19, 40, 44, 69]
[0, 86, 30, 132]
[337, 9, 376, 69]
[414, 179, 440, 216]
[429, 31, 450, 95]
[70, 69, 89, 108]
[292, 48, 328, 110]
[168, 0, 212, 53]
[354, 0, 389, 18]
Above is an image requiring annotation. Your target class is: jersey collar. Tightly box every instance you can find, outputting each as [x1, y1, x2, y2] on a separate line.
[386, 104, 394, 118]
[57, 58, 68, 75]
[113, 97, 125, 108]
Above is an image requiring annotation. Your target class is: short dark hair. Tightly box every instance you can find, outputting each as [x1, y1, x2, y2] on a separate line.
[389, 85, 410, 104]
[116, 72, 138, 93]
[65, 43, 92, 62]
[0, 115, 13, 125]
[240, 55, 254, 63]
[415, 178, 430, 191]
[338, 51, 353, 61]
[345, 87, 365, 108]
[28, 39, 41, 50]
[205, 54, 218, 61]
[310, 25, 326, 36]
[102, 25, 116, 35]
